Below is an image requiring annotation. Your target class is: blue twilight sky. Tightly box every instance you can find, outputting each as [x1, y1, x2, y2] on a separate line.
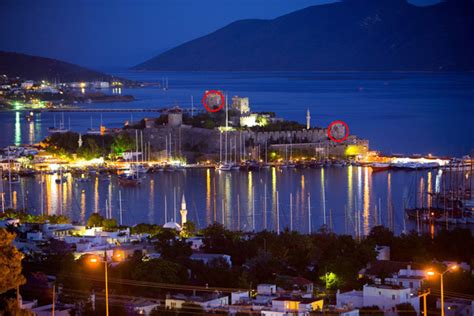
[0, 0, 440, 68]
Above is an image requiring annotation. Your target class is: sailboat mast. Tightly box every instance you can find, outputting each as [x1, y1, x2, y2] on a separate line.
[321, 169, 327, 225]
[140, 131, 144, 164]
[40, 174, 44, 216]
[135, 130, 139, 178]
[264, 184, 267, 230]
[265, 140, 268, 164]
[119, 190, 123, 226]
[252, 186, 255, 231]
[276, 190, 280, 235]
[308, 193, 311, 234]
[219, 132, 222, 163]
[290, 192, 293, 231]
[173, 187, 176, 222]
[164, 195, 168, 224]
[224, 94, 228, 163]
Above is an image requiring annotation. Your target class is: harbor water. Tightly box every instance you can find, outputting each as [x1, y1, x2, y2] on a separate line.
[0, 71, 473, 235]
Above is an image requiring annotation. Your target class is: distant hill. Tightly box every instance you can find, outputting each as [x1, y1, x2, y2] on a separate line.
[134, 0, 474, 71]
[0, 51, 114, 82]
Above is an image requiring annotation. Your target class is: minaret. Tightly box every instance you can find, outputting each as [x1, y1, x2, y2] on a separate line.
[306, 108, 311, 130]
[180, 194, 188, 227]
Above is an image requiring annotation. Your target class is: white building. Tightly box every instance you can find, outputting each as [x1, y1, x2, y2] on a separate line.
[232, 96, 250, 114]
[165, 294, 228, 312]
[186, 236, 204, 250]
[92, 81, 110, 89]
[337, 284, 419, 315]
[261, 297, 324, 316]
[375, 245, 390, 261]
[190, 253, 232, 267]
[336, 290, 363, 310]
[131, 299, 160, 315]
[21, 80, 34, 89]
[436, 298, 474, 316]
[231, 291, 250, 304]
[257, 284, 277, 296]
[385, 265, 426, 292]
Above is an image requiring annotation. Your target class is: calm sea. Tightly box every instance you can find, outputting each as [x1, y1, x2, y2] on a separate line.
[0, 71, 472, 235]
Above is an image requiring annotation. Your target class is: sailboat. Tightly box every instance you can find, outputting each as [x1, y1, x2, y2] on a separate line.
[119, 130, 143, 185]
[48, 113, 70, 133]
[87, 115, 102, 135]
[55, 168, 67, 184]
[370, 162, 391, 172]
[261, 140, 271, 169]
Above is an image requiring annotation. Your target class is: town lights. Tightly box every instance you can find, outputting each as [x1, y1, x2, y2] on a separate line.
[112, 250, 125, 262]
[88, 256, 99, 264]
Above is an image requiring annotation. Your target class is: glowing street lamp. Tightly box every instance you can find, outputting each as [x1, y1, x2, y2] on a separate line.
[426, 264, 458, 316]
[86, 251, 125, 316]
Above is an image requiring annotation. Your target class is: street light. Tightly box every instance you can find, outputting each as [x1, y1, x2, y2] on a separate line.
[87, 255, 109, 316]
[87, 252, 124, 316]
[426, 264, 458, 316]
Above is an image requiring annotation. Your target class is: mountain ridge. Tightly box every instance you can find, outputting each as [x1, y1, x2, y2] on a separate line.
[0, 51, 115, 82]
[134, 0, 474, 71]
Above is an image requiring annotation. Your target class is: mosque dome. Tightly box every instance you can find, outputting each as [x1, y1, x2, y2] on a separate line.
[163, 221, 182, 231]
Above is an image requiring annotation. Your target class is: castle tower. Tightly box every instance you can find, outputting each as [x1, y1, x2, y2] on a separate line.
[306, 108, 311, 130]
[180, 194, 188, 227]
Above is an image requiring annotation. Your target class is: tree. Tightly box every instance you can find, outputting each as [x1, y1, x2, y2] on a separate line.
[77, 137, 101, 160]
[367, 226, 394, 246]
[130, 259, 187, 284]
[181, 221, 196, 238]
[131, 223, 162, 236]
[87, 213, 104, 227]
[0, 228, 25, 294]
[0, 298, 33, 315]
[102, 218, 118, 231]
[110, 133, 133, 157]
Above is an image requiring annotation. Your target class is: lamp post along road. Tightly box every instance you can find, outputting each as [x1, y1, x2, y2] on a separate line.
[87, 250, 124, 316]
[426, 264, 458, 316]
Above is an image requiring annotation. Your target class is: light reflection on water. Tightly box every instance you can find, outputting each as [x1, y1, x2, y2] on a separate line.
[2, 167, 469, 236]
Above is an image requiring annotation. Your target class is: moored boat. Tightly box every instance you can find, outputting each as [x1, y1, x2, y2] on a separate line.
[370, 162, 391, 172]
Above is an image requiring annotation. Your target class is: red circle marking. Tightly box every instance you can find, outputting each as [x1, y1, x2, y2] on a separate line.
[327, 120, 349, 143]
[202, 90, 225, 113]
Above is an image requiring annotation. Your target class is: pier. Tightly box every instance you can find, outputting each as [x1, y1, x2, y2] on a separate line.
[35, 107, 200, 114]
[39, 108, 164, 113]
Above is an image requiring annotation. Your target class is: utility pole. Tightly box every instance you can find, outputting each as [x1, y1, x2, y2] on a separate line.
[419, 289, 430, 316]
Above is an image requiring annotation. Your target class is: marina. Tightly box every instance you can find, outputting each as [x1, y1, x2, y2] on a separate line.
[1, 160, 472, 236]
[0, 71, 473, 237]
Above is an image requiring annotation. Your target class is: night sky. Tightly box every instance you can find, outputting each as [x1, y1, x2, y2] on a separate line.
[0, 0, 441, 68]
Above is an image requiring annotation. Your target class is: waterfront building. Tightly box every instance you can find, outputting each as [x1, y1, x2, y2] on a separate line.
[21, 80, 34, 89]
[167, 107, 183, 127]
[232, 96, 250, 114]
[92, 81, 110, 89]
